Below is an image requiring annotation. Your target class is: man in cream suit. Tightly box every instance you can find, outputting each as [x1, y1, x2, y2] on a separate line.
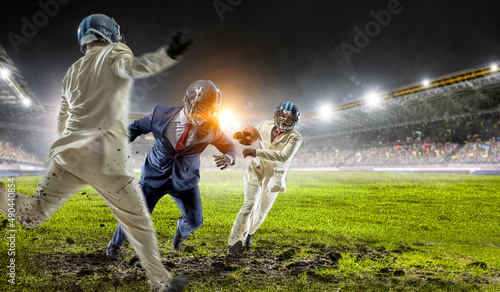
[0, 14, 191, 291]
[228, 101, 302, 255]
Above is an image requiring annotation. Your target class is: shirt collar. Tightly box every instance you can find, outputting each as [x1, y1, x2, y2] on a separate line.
[179, 108, 190, 126]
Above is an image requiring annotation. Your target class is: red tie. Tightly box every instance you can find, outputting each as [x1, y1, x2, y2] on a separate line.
[175, 123, 193, 152]
[272, 130, 282, 142]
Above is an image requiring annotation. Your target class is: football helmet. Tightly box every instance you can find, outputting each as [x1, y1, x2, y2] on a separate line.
[77, 14, 125, 53]
[183, 80, 223, 130]
[274, 101, 299, 131]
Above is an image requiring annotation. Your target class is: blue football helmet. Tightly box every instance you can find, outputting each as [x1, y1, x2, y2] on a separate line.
[274, 101, 299, 131]
[77, 14, 125, 53]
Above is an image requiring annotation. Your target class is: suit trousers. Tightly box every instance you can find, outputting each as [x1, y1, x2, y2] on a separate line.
[110, 179, 203, 247]
[228, 182, 279, 246]
[0, 147, 173, 291]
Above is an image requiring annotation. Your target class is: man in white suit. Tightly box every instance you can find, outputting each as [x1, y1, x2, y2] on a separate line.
[0, 14, 191, 291]
[228, 101, 302, 255]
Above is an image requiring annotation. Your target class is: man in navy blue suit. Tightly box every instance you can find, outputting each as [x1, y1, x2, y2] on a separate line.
[106, 80, 236, 258]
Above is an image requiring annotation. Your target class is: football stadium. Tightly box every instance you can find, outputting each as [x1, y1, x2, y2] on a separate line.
[1, 42, 499, 291]
[1, 1, 500, 291]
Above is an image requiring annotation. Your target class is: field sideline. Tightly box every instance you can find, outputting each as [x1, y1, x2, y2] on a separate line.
[0, 170, 499, 291]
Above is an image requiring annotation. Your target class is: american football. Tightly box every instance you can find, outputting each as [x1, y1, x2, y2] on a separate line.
[242, 126, 259, 144]
[233, 126, 259, 145]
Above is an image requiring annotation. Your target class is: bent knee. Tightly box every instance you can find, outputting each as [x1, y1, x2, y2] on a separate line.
[189, 216, 203, 230]
[241, 202, 255, 214]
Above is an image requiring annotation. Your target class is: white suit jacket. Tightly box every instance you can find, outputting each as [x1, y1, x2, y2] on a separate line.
[49, 43, 177, 179]
[244, 120, 302, 192]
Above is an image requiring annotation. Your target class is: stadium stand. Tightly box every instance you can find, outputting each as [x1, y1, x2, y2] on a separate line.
[0, 42, 499, 176]
[292, 111, 499, 168]
[0, 45, 47, 176]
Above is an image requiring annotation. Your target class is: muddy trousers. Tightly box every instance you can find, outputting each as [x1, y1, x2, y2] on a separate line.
[0, 150, 172, 292]
[228, 182, 279, 246]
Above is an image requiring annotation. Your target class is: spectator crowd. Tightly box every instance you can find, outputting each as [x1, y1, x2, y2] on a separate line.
[292, 111, 499, 168]
[1, 111, 499, 169]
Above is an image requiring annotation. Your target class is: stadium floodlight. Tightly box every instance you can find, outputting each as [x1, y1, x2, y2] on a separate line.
[21, 96, 31, 107]
[422, 79, 430, 87]
[491, 64, 498, 71]
[319, 104, 333, 121]
[365, 91, 381, 107]
[1, 68, 10, 79]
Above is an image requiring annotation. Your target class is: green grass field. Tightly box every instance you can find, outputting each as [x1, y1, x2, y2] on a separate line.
[0, 170, 499, 291]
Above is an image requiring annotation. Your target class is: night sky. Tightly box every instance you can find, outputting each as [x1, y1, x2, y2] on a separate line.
[2, 0, 500, 124]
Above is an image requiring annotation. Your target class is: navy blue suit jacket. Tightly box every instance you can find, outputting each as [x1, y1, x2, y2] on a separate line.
[129, 105, 236, 191]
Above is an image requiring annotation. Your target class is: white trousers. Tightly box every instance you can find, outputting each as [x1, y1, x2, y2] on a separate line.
[228, 182, 279, 246]
[0, 147, 172, 291]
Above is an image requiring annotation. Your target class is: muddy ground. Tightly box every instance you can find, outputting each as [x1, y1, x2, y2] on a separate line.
[27, 241, 494, 291]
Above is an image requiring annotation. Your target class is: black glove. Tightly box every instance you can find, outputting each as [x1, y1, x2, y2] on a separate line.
[242, 148, 256, 158]
[166, 30, 193, 60]
[214, 155, 231, 170]
[233, 130, 252, 146]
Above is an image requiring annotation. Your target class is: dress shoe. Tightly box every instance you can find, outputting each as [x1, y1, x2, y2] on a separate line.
[106, 242, 120, 260]
[166, 275, 188, 292]
[245, 234, 253, 250]
[228, 240, 243, 255]
[173, 217, 185, 250]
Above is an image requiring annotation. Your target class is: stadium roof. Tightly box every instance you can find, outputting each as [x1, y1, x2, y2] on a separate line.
[14, 62, 500, 137]
[297, 63, 500, 137]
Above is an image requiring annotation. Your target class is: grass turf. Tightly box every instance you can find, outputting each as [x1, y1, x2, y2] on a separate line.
[0, 170, 499, 291]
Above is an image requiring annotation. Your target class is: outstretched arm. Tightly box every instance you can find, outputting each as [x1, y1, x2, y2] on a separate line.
[109, 31, 192, 80]
[109, 44, 177, 80]
[128, 113, 153, 142]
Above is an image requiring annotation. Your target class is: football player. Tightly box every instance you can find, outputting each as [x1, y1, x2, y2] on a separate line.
[228, 101, 302, 254]
[106, 80, 236, 258]
[0, 13, 191, 291]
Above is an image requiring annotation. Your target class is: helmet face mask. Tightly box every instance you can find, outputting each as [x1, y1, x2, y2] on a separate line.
[77, 14, 125, 53]
[183, 80, 223, 130]
[186, 104, 221, 129]
[274, 101, 299, 131]
[275, 113, 295, 129]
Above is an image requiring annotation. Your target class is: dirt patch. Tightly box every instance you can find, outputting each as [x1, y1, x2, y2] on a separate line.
[29, 242, 496, 291]
[33, 246, 344, 286]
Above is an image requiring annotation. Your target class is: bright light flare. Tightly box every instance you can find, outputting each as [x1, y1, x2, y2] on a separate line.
[319, 105, 333, 121]
[21, 96, 31, 107]
[491, 64, 498, 71]
[365, 91, 381, 106]
[422, 79, 430, 87]
[218, 109, 240, 129]
[1, 68, 10, 80]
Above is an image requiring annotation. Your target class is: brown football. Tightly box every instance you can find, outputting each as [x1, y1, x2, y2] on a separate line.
[243, 126, 259, 144]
